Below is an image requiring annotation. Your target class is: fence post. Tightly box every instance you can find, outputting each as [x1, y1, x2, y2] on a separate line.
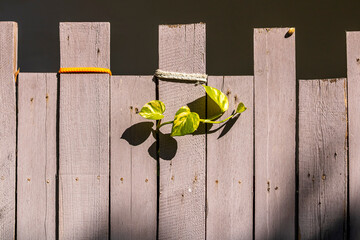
[110, 75, 157, 239]
[206, 76, 254, 239]
[0, 21, 17, 240]
[59, 22, 110, 239]
[17, 73, 57, 239]
[158, 23, 206, 239]
[299, 78, 347, 239]
[254, 28, 296, 239]
[347, 31, 360, 240]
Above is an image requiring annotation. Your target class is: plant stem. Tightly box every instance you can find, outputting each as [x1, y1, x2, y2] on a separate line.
[199, 113, 237, 124]
[207, 113, 223, 121]
[157, 120, 174, 129]
[156, 119, 162, 129]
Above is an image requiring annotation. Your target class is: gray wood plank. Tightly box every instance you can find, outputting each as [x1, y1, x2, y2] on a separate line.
[0, 21, 17, 240]
[206, 76, 253, 240]
[299, 79, 347, 240]
[17, 73, 57, 240]
[59, 22, 110, 239]
[158, 23, 206, 240]
[110, 75, 157, 240]
[347, 31, 360, 240]
[254, 28, 296, 240]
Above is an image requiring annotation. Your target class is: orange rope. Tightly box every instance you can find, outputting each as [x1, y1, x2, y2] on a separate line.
[59, 67, 112, 75]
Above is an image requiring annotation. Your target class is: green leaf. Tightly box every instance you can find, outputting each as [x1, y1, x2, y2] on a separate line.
[171, 106, 200, 136]
[236, 102, 247, 114]
[203, 85, 229, 112]
[139, 100, 166, 120]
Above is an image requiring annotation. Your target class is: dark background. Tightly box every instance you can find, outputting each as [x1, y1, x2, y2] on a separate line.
[0, 0, 358, 79]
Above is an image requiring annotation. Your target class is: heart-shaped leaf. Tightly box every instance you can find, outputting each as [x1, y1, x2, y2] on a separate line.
[236, 102, 247, 114]
[171, 106, 200, 136]
[139, 100, 166, 120]
[203, 85, 229, 112]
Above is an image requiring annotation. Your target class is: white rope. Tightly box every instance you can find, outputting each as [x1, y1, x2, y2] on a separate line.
[154, 69, 208, 83]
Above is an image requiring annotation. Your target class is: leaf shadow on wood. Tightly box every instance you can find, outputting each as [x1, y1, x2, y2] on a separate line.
[208, 113, 240, 139]
[187, 95, 207, 135]
[148, 131, 178, 161]
[206, 95, 222, 119]
[121, 121, 178, 161]
[187, 95, 207, 119]
[121, 122, 154, 146]
[188, 95, 240, 138]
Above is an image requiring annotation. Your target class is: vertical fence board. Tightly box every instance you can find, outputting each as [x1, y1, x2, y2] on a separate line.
[17, 73, 57, 240]
[299, 79, 347, 240]
[254, 28, 296, 240]
[206, 76, 253, 240]
[0, 22, 17, 240]
[59, 22, 110, 239]
[347, 31, 360, 240]
[110, 76, 157, 239]
[158, 23, 206, 239]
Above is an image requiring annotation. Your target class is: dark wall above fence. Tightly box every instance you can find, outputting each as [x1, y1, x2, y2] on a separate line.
[1, 0, 360, 78]
[3, 20, 360, 239]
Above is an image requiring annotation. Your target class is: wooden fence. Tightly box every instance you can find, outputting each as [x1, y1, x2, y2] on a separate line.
[0, 21, 358, 239]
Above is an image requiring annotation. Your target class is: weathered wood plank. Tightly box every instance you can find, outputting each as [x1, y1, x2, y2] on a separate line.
[347, 31, 360, 240]
[299, 79, 347, 240]
[110, 75, 157, 240]
[0, 21, 17, 240]
[17, 73, 57, 240]
[254, 28, 296, 240]
[206, 76, 253, 240]
[158, 23, 206, 240]
[59, 22, 110, 239]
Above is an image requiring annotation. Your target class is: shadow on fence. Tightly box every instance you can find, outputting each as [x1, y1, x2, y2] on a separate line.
[121, 95, 241, 161]
[121, 122, 154, 146]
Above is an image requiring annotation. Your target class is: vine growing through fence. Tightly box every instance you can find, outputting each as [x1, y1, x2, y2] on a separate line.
[139, 85, 247, 136]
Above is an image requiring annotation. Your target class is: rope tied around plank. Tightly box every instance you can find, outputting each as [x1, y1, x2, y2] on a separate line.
[154, 69, 208, 83]
[58, 67, 112, 75]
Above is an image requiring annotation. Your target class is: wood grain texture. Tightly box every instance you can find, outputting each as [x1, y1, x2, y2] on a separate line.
[17, 73, 57, 240]
[0, 21, 17, 240]
[206, 76, 253, 240]
[59, 22, 110, 68]
[254, 28, 296, 240]
[59, 22, 110, 239]
[347, 32, 360, 240]
[110, 76, 157, 240]
[299, 79, 347, 240]
[158, 23, 206, 240]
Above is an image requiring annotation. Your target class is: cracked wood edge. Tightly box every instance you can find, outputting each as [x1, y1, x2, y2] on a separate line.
[254, 28, 296, 240]
[0, 22, 17, 240]
[110, 75, 157, 240]
[59, 22, 110, 239]
[17, 73, 57, 240]
[299, 79, 347, 240]
[206, 76, 254, 240]
[347, 31, 360, 240]
[158, 23, 206, 240]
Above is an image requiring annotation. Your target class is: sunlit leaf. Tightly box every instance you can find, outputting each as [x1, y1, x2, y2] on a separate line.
[139, 100, 165, 120]
[236, 102, 247, 114]
[171, 106, 200, 136]
[203, 85, 229, 112]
